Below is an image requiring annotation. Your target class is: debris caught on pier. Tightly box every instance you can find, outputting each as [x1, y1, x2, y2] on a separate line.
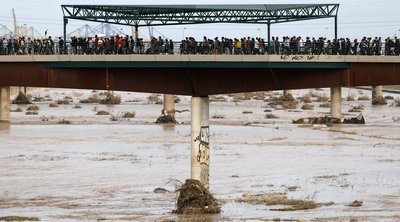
[156, 115, 177, 124]
[12, 91, 32, 104]
[372, 96, 387, 105]
[174, 179, 221, 214]
[156, 109, 177, 124]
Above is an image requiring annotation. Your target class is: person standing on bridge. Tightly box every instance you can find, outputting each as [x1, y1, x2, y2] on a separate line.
[58, 37, 64, 55]
[354, 38, 360, 55]
[97, 37, 104, 55]
[283, 37, 290, 55]
[19, 37, 26, 55]
[118, 36, 124, 54]
[0, 38, 3, 55]
[47, 36, 54, 55]
[168, 39, 174, 54]
[135, 36, 140, 54]
[129, 36, 134, 54]
[13, 39, 19, 55]
[244, 37, 250, 54]
[26, 37, 33, 55]
[109, 36, 115, 54]
[157, 36, 164, 54]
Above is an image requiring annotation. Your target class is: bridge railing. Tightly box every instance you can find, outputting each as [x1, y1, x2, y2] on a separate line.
[1, 40, 399, 56]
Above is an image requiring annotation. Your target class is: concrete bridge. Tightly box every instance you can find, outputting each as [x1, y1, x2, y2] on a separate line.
[0, 54, 399, 95]
[1, 54, 400, 187]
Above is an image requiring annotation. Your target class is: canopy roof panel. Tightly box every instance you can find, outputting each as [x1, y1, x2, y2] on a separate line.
[61, 4, 339, 27]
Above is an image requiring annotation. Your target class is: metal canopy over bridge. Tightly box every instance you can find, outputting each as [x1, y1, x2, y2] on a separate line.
[61, 4, 339, 26]
[61, 4, 339, 53]
[61, 4, 339, 39]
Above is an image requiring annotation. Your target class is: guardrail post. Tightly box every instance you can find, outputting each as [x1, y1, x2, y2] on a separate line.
[0, 86, 10, 122]
[191, 96, 210, 188]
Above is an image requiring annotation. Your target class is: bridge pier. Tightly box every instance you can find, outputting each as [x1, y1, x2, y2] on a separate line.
[191, 96, 210, 188]
[371, 86, 387, 105]
[372, 86, 383, 99]
[156, 94, 176, 123]
[163, 94, 175, 120]
[283, 90, 293, 97]
[330, 87, 342, 119]
[0, 86, 10, 122]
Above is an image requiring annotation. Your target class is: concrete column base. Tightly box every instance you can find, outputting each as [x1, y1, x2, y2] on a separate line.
[330, 87, 342, 119]
[191, 96, 210, 188]
[0, 86, 11, 122]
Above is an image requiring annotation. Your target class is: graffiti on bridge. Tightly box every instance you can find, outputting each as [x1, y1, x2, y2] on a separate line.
[194, 126, 210, 166]
[280, 55, 319, 61]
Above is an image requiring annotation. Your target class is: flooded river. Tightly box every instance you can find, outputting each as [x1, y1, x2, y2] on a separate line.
[0, 88, 399, 221]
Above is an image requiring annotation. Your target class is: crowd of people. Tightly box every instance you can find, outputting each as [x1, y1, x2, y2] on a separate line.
[2, 34, 400, 56]
[179, 36, 399, 56]
[1, 36, 57, 55]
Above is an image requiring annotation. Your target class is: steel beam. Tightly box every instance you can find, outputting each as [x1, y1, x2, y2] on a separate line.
[63, 18, 68, 55]
[61, 4, 339, 27]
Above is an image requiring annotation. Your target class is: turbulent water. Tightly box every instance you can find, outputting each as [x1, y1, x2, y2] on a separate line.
[0, 88, 399, 221]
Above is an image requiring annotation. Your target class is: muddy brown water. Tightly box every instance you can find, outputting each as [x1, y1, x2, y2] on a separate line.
[0, 88, 400, 221]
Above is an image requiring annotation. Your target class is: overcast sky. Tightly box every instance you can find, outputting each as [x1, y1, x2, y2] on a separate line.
[1, 0, 399, 40]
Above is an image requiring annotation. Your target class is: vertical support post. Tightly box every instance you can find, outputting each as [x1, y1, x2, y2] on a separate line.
[334, 16, 338, 40]
[372, 85, 386, 105]
[283, 90, 292, 97]
[330, 87, 342, 119]
[267, 22, 271, 54]
[372, 86, 383, 99]
[163, 94, 175, 118]
[63, 18, 68, 55]
[191, 96, 210, 188]
[134, 25, 139, 40]
[156, 94, 177, 123]
[0, 86, 11, 122]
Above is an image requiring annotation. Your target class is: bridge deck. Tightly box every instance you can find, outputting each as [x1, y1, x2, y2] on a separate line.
[0, 55, 399, 96]
[1, 55, 400, 64]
